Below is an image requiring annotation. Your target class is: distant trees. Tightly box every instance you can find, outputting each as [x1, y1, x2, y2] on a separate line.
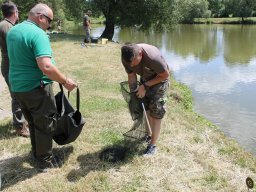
[226, 0, 256, 20]
[174, 0, 210, 23]
[0, 0, 36, 20]
[208, 0, 256, 18]
[0, 0, 66, 23]
[207, 0, 223, 17]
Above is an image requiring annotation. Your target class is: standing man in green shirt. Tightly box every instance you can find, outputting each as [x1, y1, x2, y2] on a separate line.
[0, 1, 29, 137]
[7, 3, 77, 172]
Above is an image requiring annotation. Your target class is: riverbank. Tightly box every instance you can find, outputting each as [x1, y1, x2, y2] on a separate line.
[0, 41, 256, 191]
[193, 17, 256, 24]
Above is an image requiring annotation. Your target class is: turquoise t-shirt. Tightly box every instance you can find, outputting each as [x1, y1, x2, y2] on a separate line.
[7, 20, 55, 92]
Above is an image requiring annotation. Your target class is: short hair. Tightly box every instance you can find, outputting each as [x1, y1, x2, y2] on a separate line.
[1, 1, 17, 18]
[86, 10, 92, 15]
[29, 3, 50, 16]
[121, 43, 140, 63]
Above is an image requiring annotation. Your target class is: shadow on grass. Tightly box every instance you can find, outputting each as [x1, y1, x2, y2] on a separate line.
[0, 146, 73, 190]
[0, 120, 18, 140]
[67, 139, 145, 182]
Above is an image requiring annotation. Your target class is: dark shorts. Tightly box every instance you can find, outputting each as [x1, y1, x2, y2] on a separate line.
[143, 80, 169, 119]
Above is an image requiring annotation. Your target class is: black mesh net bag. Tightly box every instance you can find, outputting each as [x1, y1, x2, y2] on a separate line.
[99, 81, 147, 163]
[120, 81, 147, 140]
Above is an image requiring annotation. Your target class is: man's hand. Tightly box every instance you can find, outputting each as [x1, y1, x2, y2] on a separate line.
[37, 57, 77, 91]
[136, 84, 146, 98]
[63, 78, 77, 91]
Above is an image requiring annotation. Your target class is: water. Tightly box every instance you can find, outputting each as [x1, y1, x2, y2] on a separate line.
[70, 24, 256, 155]
[164, 25, 256, 156]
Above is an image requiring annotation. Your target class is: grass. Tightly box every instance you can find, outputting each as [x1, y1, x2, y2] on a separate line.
[1, 40, 256, 191]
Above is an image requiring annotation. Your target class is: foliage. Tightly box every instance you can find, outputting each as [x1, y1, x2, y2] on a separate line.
[174, 0, 210, 23]
[117, 0, 176, 31]
[0, 0, 66, 27]
[89, 0, 179, 39]
[228, 0, 256, 19]
[170, 76, 193, 111]
[0, 0, 36, 20]
[208, 0, 225, 17]
[63, 0, 85, 21]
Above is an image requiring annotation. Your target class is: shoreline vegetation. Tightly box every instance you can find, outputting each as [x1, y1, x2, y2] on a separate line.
[193, 17, 256, 24]
[88, 17, 256, 25]
[50, 17, 256, 36]
[0, 41, 256, 191]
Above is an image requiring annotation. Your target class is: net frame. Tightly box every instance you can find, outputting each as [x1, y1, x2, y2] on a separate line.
[120, 81, 147, 140]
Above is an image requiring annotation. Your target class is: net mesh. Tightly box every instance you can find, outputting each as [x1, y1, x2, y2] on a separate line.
[120, 81, 147, 140]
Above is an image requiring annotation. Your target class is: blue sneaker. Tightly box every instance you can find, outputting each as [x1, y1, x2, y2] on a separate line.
[143, 144, 156, 156]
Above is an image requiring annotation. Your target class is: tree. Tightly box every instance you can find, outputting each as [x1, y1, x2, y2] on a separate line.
[174, 0, 209, 23]
[208, 0, 225, 17]
[63, 0, 87, 21]
[90, 0, 177, 40]
[223, 0, 256, 21]
[93, 0, 120, 40]
[1, 0, 66, 23]
[7, 0, 38, 21]
[62, 0, 177, 40]
[233, 0, 256, 20]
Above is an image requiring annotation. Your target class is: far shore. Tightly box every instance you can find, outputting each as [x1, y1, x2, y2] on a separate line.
[193, 17, 256, 24]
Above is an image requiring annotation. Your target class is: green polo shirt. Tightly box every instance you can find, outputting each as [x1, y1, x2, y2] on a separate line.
[7, 20, 55, 92]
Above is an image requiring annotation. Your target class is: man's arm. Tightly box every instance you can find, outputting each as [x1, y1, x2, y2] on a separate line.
[87, 20, 90, 28]
[136, 69, 170, 98]
[144, 70, 169, 87]
[128, 72, 137, 92]
[37, 57, 77, 91]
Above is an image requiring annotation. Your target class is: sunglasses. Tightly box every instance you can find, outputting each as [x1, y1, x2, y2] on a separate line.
[37, 13, 52, 24]
[43, 14, 53, 24]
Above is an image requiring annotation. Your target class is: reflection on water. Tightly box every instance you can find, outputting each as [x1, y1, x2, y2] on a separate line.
[69, 24, 256, 155]
[223, 25, 256, 65]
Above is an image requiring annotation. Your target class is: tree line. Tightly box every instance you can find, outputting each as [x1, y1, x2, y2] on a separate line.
[0, 0, 256, 40]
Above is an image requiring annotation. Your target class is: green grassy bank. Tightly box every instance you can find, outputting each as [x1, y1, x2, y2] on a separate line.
[194, 17, 256, 24]
[0, 41, 256, 191]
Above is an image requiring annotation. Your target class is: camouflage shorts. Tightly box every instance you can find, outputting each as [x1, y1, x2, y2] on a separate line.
[142, 80, 169, 119]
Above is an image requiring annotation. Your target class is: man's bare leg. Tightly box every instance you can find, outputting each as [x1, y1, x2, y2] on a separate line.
[145, 111, 152, 136]
[145, 111, 162, 145]
[143, 113, 161, 156]
[149, 117, 162, 145]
